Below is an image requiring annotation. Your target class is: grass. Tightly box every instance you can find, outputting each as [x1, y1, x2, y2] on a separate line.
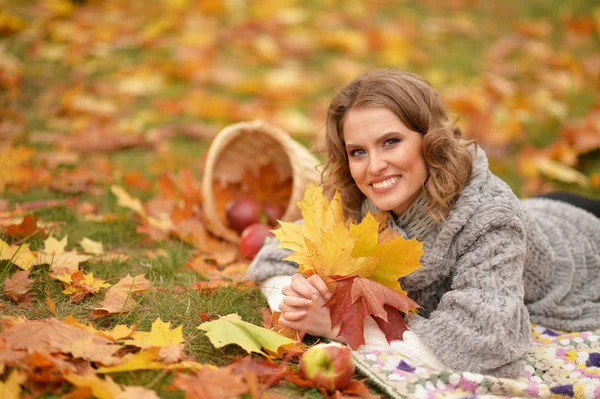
[1, 0, 599, 397]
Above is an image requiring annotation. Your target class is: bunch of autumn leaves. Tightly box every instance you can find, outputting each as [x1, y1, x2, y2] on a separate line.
[274, 183, 424, 349]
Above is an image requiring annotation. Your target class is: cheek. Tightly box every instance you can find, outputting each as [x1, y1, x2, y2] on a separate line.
[348, 162, 361, 182]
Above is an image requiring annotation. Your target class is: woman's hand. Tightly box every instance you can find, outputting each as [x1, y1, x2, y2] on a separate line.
[277, 273, 342, 340]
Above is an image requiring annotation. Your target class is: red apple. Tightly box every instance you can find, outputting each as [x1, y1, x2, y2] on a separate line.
[225, 197, 262, 234]
[239, 223, 275, 260]
[300, 342, 355, 392]
[262, 202, 285, 227]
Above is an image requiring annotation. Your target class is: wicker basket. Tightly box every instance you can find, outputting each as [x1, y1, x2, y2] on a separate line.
[202, 120, 322, 242]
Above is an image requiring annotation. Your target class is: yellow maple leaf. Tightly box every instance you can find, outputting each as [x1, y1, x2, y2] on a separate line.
[80, 237, 104, 255]
[197, 313, 296, 358]
[274, 184, 422, 293]
[274, 184, 379, 277]
[61, 271, 111, 297]
[64, 374, 123, 399]
[62, 314, 133, 341]
[110, 185, 146, 216]
[126, 318, 184, 348]
[351, 214, 423, 293]
[0, 239, 37, 270]
[0, 369, 26, 399]
[34, 235, 91, 272]
[96, 348, 205, 373]
[0, 144, 35, 193]
[96, 324, 135, 341]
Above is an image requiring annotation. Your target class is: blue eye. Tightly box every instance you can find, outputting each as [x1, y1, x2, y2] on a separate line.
[384, 138, 400, 146]
[349, 149, 366, 157]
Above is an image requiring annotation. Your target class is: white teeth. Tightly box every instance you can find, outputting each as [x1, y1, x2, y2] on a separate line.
[372, 177, 399, 189]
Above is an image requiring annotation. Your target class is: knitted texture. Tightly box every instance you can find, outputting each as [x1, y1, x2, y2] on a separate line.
[245, 147, 600, 377]
[351, 324, 600, 399]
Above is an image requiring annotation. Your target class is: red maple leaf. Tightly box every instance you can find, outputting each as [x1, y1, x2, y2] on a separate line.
[327, 275, 420, 349]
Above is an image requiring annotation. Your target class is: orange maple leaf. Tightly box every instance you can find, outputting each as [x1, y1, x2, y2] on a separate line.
[172, 366, 248, 399]
[327, 275, 420, 350]
[3, 270, 34, 303]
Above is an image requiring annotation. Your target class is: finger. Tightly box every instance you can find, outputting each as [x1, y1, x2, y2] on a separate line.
[289, 278, 320, 299]
[280, 310, 306, 321]
[283, 296, 312, 308]
[278, 302, 301, 313]
[281, 285, 303, 298]
[306, 274, 332, 300]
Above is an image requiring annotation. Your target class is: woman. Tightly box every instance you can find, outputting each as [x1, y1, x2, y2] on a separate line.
[246, 69, 600, 377]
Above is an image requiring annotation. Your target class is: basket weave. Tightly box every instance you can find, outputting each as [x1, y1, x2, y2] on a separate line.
[202, 120, 322, 242]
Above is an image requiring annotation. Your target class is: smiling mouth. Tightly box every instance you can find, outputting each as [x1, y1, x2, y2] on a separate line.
[371, 176, 399, 189]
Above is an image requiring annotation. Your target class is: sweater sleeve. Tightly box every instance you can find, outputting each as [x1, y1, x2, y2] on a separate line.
[246, 235, 299, 283]
[406, 222, 532, 377]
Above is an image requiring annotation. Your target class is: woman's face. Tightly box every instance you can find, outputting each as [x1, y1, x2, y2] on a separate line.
[343, 107, 427, 216]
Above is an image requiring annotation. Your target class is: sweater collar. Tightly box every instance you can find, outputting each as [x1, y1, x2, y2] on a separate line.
[361, 192, 437, 242]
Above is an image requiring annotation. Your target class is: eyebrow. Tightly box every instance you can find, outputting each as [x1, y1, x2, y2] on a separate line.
[345, 132, 400, 151]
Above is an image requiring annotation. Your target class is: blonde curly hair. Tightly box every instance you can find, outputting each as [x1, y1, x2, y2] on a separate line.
[321, 69, 476, 221]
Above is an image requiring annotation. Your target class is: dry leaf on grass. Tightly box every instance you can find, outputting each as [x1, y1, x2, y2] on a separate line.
[0, 239, 37, 270]
[58, 270, 111, 302]
[126, 318, 184, 349]
[34, 235, 91, 272]
[2, 318, 121, 365]
[3, 270, 33, 302]
[96, 347, 204, 373]
[173, 366, 248, 399]
[0, 369, 26, 399]
[91, 273, 151, 318]
[65, 373, 160, 399]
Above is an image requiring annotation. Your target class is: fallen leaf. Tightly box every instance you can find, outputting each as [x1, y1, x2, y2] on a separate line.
[4, 214, 39, 240]
[0, 143, 35, 192]
[34, 235, 91, 272]
[96, 348, 205, 373]
[327, 275, 420, 349]
[116, 386, 161, 399]
[65, 373, 159, 399]
[534, 157, 590, 186]
[79, 237, 104, 255]
[197, 313, 296, 358]
[0, 239, 37, 270]
[47, 296, 56, 314]
[158, 343, 186, 364]
[172, 366, 248, 399]
[61, 270, 111, 302]
[2, 318, 121, 364]
[111, 185, 146, 217]
[126, 318, 184, 349]
[3, 270, 33, 302]
[91, 273, 151, 318]
[0, 369, 26, 399]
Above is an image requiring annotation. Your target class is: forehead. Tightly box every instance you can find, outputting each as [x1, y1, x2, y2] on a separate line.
[342, 107, 410, 143]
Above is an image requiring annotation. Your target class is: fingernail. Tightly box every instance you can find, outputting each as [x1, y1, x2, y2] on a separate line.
[304, 299, 312, 306]
[325, 292, 332, 299]
[311, 294, 318, 302]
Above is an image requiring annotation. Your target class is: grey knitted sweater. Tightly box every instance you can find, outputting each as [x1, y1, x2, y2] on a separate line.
[246, 147, 600, 377]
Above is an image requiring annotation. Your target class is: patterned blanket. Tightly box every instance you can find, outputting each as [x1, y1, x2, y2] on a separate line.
[352, 325, 600, 398]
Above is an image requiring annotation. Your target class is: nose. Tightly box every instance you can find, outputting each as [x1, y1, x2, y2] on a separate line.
[368, 152, 387, 175]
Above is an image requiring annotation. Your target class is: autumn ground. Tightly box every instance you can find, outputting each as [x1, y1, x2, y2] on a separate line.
[1, 0, 599, 398]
